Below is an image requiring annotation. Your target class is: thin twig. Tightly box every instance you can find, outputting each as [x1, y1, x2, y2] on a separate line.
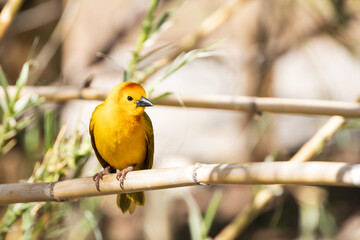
[3, 86, 360, 117]
[0, 161, 360, 205]
[215, 115, 347, 240]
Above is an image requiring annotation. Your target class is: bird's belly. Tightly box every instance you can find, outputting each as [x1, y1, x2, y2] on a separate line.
[95, 126, 147, 171]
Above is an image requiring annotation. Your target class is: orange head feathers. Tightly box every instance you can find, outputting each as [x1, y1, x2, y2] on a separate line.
[106, 82, 153, 116]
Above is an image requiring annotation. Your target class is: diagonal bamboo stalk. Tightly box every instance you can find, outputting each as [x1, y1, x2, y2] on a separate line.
[0, 0, 24, 41]
[0, 161, 360, 205]
[290, 116, 346, 162]
[215, 115, 347, 240]
[2, 86, 360, 117]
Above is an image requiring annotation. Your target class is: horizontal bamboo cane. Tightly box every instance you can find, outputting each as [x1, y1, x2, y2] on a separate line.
[0, 161, 360, 205]
[3, 86, 360, 117]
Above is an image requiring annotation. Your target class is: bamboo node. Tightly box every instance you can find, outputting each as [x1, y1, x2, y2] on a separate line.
[193, 163, 207, 185]
[250, 98, 262, 119]
[49, 182, 67, 202]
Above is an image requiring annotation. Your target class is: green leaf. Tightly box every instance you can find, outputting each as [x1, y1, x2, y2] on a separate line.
[0, 66, 11, 110]
[151, 1, 182, 36]
[318, 205, 337, 238]
[10, 60, 33, 112]
[0, 99, 8, 115]
[183, 192, 203, 240]
[3, 129, 17, 140]
[13, 96, 44, 119]
[202, 191, 222, 238]
[153, 11, 170, 33]
[2, 139, 16, 154]
[13, 94, 31, 114]
[27, 37, 39, 61]
[123, 70, 130, 82]
[16, 61, 31, 90]
[264, 149, 280, 162]
[44, 110, 56, 151]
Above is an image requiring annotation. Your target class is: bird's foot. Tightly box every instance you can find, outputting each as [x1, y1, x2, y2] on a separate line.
[116, 165, 135, 189]
[92, 166, 111, 192]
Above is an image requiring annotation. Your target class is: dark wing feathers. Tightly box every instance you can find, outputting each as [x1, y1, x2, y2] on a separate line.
[142, 111, 154, 170]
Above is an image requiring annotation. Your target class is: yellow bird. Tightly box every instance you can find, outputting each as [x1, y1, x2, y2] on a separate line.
[89, 82, 154, 214]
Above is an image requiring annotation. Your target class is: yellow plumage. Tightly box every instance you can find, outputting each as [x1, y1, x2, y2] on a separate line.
[89, 82, 154, 214]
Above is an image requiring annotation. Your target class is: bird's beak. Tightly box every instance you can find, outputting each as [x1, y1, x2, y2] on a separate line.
[136, 96, 153, 107]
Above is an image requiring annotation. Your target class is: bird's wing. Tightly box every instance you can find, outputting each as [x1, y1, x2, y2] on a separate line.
[143, 111, 154, 170]
[89, 104, 113, 170]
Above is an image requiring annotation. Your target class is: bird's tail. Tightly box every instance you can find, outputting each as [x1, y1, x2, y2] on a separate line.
[117, 192, 145, 214]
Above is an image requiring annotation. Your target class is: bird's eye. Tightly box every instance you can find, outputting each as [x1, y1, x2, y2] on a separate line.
[127, 96, 133, 101]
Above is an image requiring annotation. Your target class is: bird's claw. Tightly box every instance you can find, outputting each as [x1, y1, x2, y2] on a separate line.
[116, 172, 125, 189]
[93, 173, 102, 192]
[92, 166, 111, 192]
[116, 165, 134, 189]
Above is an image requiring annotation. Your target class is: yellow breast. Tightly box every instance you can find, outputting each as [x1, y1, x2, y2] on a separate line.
[92, 105, 147, 171]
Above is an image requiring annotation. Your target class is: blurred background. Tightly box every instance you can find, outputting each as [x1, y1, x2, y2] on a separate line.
[0, 0, 360, 239]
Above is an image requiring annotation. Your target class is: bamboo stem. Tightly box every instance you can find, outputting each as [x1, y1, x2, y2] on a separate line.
[290, 116, 346, 162]
[3, 86, 360, 117]
[0, 162, 360, 205]
[215, 115, 347, 240]
[155, 94, 360, 117]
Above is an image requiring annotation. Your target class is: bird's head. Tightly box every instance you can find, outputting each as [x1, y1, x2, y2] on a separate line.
[107, 82, 153, 116]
